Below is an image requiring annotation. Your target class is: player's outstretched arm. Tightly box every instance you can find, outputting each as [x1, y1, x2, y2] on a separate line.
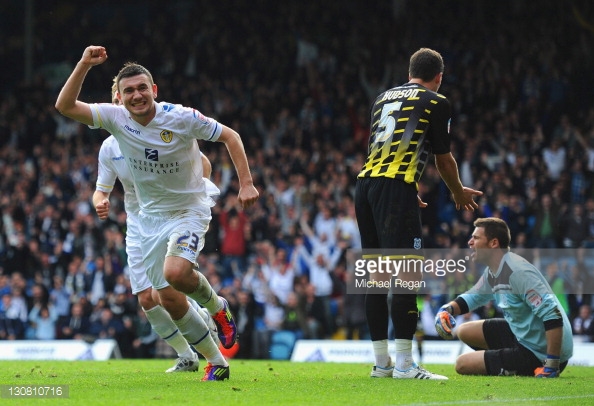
[434, 152, 482, 211]
[217, 125, 259, 209]
[55, 46, 108, 126]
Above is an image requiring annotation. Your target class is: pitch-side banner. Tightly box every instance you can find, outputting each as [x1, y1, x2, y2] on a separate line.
[291, 340, 465, 364]
[290, 340, 594, 366]
[0, 339, 121, 360]
[346, 248, 594, 295]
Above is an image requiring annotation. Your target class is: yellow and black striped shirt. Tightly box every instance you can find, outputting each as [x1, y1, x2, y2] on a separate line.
[358, 83, 451, 187]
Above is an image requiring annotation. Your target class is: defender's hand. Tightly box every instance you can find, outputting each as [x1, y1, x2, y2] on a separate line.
[453, 187, 483, 211]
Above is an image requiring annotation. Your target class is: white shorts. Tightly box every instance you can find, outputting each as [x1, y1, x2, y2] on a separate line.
[125, 178, 219, 294]
[125, 213, 153, 294]
[138, 209, 211, 290]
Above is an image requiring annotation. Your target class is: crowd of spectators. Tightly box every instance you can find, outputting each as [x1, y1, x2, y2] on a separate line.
[1, 1, 594, 358]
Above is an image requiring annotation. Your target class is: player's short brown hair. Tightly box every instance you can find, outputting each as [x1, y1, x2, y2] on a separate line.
[409, 48, 444, 82]
[115, 62, 154, 91]
[474, 217, 511, 249]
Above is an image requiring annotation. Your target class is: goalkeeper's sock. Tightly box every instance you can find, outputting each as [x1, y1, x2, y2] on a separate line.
[372, 340, 391, 368]
[395, 339, 414, 370]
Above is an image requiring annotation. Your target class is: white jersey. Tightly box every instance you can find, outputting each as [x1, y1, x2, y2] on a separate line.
[95, 134, 220, 293]
[97, 135, 139, 215]
[95, 135, 219, 219]
[91, 102, 222, 216]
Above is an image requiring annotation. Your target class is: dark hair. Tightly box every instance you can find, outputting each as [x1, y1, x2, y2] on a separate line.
[115, 62, 154, 90]
[409, 48, 444, 82]
[473, 217, 511, 249]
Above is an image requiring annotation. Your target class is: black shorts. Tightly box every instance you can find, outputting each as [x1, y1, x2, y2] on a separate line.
[482, 319, 568, 376]
[354, 177, 422, 249]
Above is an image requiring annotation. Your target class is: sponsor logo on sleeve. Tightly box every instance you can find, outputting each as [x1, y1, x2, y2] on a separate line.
[526, 289, 543, 307]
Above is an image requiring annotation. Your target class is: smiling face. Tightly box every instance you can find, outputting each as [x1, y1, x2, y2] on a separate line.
[118, 74, 157, 125]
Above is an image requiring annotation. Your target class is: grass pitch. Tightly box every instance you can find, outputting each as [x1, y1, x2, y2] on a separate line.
[1, 360, 593, 405]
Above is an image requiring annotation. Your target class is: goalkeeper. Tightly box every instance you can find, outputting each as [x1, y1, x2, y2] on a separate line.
[435, 217, 573, 377]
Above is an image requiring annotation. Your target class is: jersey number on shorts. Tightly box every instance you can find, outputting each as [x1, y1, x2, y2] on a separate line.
[177, 232, 200, 251]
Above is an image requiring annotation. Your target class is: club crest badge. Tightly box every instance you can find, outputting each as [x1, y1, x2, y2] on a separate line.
[413, 238, 422, 250]
[160, 130, 173, 143]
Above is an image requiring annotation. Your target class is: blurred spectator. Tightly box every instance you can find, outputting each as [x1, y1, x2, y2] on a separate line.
[281, 292, 307, 339]
[86, 255, 116, 306]
[132, 308, 159, 358]
[299, 283, 326, 339]
[572, 304, 594, 342]
[335, 199, 361, 249]
[28, 283, 49, 310]
[0, 274, 11, 297]
[58, 301, 91, 340]
[28, 303, 59, 340]
[89, 298, 109, 324]
[63, 256, 87, 301]
[419, 295, 443, 341]
[219, 195, 249, 281]
[569, 160, 588, 205]
[49, 275, 71, 322]
[545, 262, 570, 315]
[89, 307, 125, 341]
[530, 194, 560, 248]
[261, 246, 296, 306]
[263, 293, 285, 332]
[241, 260, 269, 311]
[293, 233, 344, 337]
[343, 291, 368, 340]
[0, 293, 27, 339]
[312, 203, 338, 247]
[109, 291, 137, 319]
[559, 204, 589, 248]
[233, 290, 258, 359]
[542, 138, 566, 181]
[118, 315, 138, 359]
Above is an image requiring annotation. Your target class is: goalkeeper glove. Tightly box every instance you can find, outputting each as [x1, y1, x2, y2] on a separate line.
[434, 304, 456, 340]
[534, 355, 560, 378]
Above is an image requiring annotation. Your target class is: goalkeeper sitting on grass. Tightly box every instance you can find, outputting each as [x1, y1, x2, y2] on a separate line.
[435, 217, 573, 377]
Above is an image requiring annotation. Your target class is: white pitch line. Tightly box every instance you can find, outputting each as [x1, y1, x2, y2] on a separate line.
[397, 393, 594, 406]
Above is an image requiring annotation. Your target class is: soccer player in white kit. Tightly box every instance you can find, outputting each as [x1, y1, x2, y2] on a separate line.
[93, 84, 219, 373]
[56, 46, 259, 381]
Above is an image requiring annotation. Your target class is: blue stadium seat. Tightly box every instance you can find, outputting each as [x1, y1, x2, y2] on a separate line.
[269, 330, 297, 360]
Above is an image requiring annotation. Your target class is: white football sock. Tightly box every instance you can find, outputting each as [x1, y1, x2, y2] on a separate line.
[395, 339, 414, 370]
[186, 271, 222, 315]
[143, 305, 194, 359]
[173, 306, 227, 366]
[372, 340, 391, 368]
